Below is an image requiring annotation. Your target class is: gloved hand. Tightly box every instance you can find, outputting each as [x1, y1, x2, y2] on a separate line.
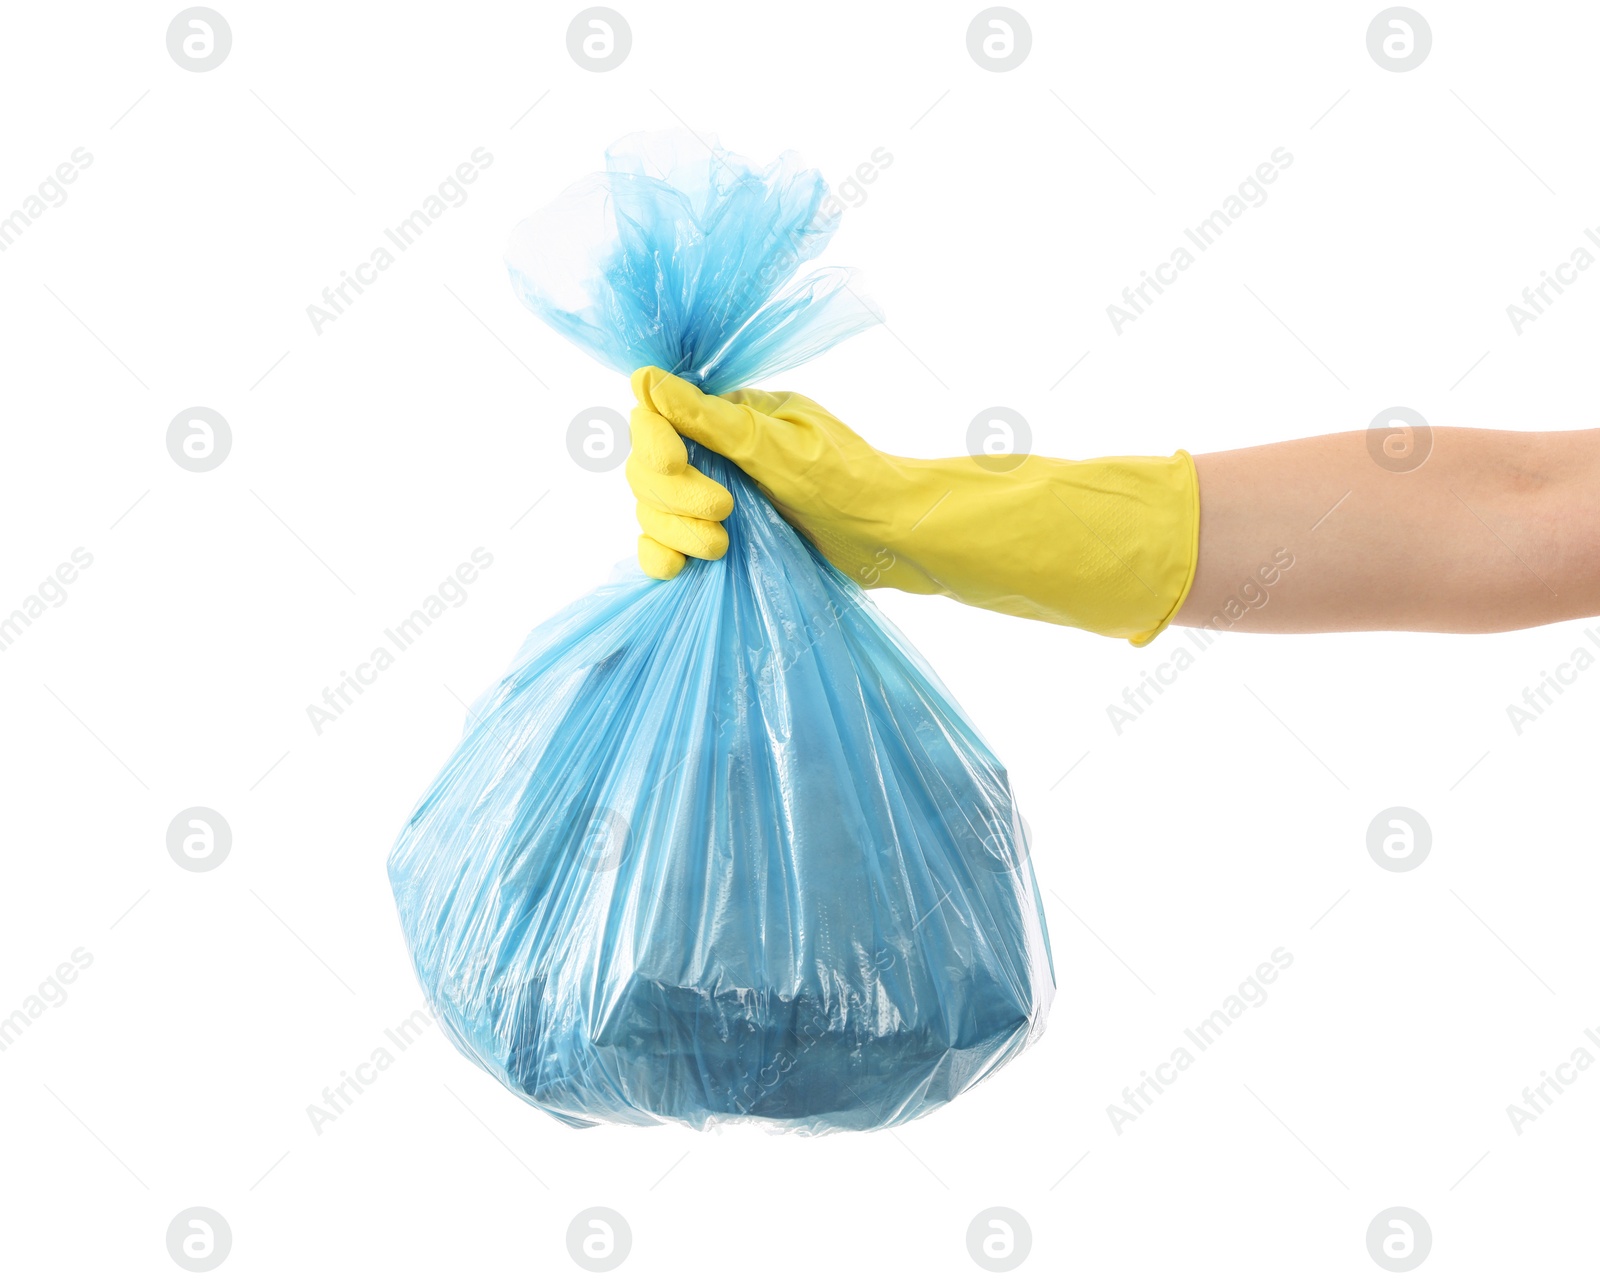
[627, 366, 1200, 646]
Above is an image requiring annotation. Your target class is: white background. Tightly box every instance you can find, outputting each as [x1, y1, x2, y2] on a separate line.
[2, 1, 1597, 1275]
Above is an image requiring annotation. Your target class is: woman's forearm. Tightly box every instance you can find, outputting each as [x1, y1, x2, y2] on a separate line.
[1175, 427, 1600, 634]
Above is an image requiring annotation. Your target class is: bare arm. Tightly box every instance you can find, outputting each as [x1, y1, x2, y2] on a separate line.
[1175, 428, 1600, 634]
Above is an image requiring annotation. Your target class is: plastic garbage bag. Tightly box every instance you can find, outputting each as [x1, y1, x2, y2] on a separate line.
[387, 131, 1054, 1132]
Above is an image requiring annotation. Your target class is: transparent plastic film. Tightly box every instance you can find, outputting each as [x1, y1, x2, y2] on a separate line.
[388, 131, 1054, 1132]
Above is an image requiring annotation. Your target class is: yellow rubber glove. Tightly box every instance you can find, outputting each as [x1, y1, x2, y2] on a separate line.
[627, 367, 1200, 646]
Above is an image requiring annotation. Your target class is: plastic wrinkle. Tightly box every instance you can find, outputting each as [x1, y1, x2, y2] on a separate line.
[387, 130, 1054, 1133]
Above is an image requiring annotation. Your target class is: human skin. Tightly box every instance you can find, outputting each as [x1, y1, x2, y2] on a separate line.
[1179, 428, 1600, 634]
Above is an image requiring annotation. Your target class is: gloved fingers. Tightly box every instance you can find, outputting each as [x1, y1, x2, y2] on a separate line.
[626, 450, 733, 520]
[726, 386, 859, 432]
[636, 501, 730, 561]
[725, 386, 878, 465]
[633, 367, 764, 468]
[628, 405, 689, 476]
[721, 387, 787, 416]
[637, 534, 686, 580]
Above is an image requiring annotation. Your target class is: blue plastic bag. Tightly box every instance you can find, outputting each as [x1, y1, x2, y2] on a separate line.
[387, 132, 1054, 1132]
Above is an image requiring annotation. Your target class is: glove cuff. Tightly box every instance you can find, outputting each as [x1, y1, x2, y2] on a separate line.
[1125, 449, 1200, 647]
